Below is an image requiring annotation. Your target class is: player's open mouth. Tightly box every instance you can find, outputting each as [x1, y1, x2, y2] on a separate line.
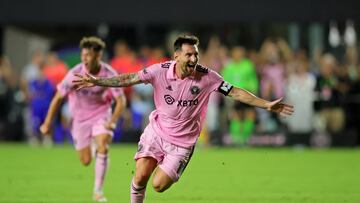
[188, 64, 196, 68]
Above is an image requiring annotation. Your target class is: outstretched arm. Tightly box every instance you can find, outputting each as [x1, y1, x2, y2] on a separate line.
[40, 92, 64, 135]
[73, 72, 143, 89]
[228, 86, 294, 116]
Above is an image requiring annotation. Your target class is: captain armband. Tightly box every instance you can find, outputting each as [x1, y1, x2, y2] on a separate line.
[217, 81, 233, 96]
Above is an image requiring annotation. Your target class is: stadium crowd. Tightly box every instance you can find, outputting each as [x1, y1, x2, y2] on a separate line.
[1, 31, 360, 148]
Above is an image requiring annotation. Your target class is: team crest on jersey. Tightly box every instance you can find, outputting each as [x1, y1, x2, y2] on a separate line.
[190, 86, 200, 95]
[164, 95, 175, 105]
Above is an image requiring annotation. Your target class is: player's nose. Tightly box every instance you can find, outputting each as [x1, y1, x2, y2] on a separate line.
[190, 56, 197, 63]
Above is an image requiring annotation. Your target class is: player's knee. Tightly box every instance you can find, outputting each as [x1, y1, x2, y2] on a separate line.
[96, 145, 108, 154]
[152, 182, 168, 193]
[152, 177, 172, 193]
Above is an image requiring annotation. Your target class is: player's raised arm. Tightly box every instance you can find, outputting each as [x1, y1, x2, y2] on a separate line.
[73, 72, 143, 90]
[228, 86, 294, 117]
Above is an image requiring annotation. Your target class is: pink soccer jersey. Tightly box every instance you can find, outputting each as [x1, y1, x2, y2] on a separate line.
[57, 62, 124, 122]
[138, 61, 233, 148]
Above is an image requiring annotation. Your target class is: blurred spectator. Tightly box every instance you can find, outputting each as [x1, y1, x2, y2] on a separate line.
[221, 45, 259, 145]
[27, 61, 55, 146]
[138, 45, 169, 68]
[200, 36, 229, 145]
[110, 40, 142, 74]
[285, 56, 316, 146]
[347, 65, 360, 145]
[314, 54, 345, 136]
[110, 40, 144, 135]
[0, 56, 14, 140]
[20, 50, 45, 145]
[110, 40, 142, 99]
[257, 39, 287, 133]
[20, 50, 45, 101]
[42, 51, 70, 143]
[43, 51, 68, 87]
[0, 56, 24, 141]
[137, 45, 152, 67]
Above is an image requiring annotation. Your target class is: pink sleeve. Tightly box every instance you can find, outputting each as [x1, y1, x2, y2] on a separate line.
[208, 69, 225, 91]
[209, 69, 233, 96]
[56, 70, 74, 97]
[138, 63, 161, 85]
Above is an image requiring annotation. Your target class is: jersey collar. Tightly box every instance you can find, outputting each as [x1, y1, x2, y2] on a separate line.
[166, 61, 177, 80]
[166, 61, 196, 80]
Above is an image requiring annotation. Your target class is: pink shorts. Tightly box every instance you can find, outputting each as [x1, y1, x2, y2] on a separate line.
[71, 116, 113, 150]
[134, 125, 194, 182]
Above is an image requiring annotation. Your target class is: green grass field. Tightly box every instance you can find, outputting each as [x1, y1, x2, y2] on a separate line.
[1, 143, 360, 203]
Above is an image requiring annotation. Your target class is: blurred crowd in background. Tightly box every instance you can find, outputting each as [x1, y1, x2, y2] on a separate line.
[1, 21, 360, 148]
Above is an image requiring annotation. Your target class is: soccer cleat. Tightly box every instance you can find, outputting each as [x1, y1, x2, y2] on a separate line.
[93, 191, 107, 202]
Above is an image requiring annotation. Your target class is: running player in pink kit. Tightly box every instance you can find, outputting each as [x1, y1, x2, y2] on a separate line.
[74, 35, 294, 203]
[40, 37, 126, 202]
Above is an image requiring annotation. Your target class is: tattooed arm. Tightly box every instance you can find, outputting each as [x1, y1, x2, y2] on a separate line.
[95, 73, 143, 87]
[73, 72, 143, 89]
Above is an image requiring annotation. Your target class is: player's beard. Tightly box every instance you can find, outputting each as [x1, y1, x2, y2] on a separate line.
[86, 61, 101, 74]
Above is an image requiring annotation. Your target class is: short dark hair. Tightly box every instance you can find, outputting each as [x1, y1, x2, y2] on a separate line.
[79, 36, 106, 52]
[173, 35, 199, 52]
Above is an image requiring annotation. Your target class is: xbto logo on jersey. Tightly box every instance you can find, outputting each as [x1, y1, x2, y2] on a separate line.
[177, 99, 199, 106]
[164, 95, 199, 106]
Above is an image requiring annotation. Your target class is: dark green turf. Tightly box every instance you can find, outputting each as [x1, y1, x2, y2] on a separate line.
[0, 143, 359, 203]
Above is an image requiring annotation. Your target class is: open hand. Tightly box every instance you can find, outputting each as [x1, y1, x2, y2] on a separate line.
[266, 98, 294, 116]
[72, 73, 97, 90]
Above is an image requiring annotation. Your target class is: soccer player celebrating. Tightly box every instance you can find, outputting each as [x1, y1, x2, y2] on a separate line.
[40, 36, 126, 202]
[73, 35, 294, 203]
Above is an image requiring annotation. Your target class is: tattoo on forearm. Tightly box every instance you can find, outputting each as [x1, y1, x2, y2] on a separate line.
[96, 73, 141, 87]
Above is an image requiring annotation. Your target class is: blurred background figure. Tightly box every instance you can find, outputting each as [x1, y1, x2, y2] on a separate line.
[285, 55, 316, 147]
[221, 45, 259, 146]
[313, 53, 345, 145]
[257, 39, 290, 135]
[43, 51, 68, 87]
[0, 56, 24, 141]
[109, 40, 145, 142]
[0, 56, 14, 140]
[200, 35, 229, 146]
[41, 51, 71, 144]
[20, 50, 55, 146]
